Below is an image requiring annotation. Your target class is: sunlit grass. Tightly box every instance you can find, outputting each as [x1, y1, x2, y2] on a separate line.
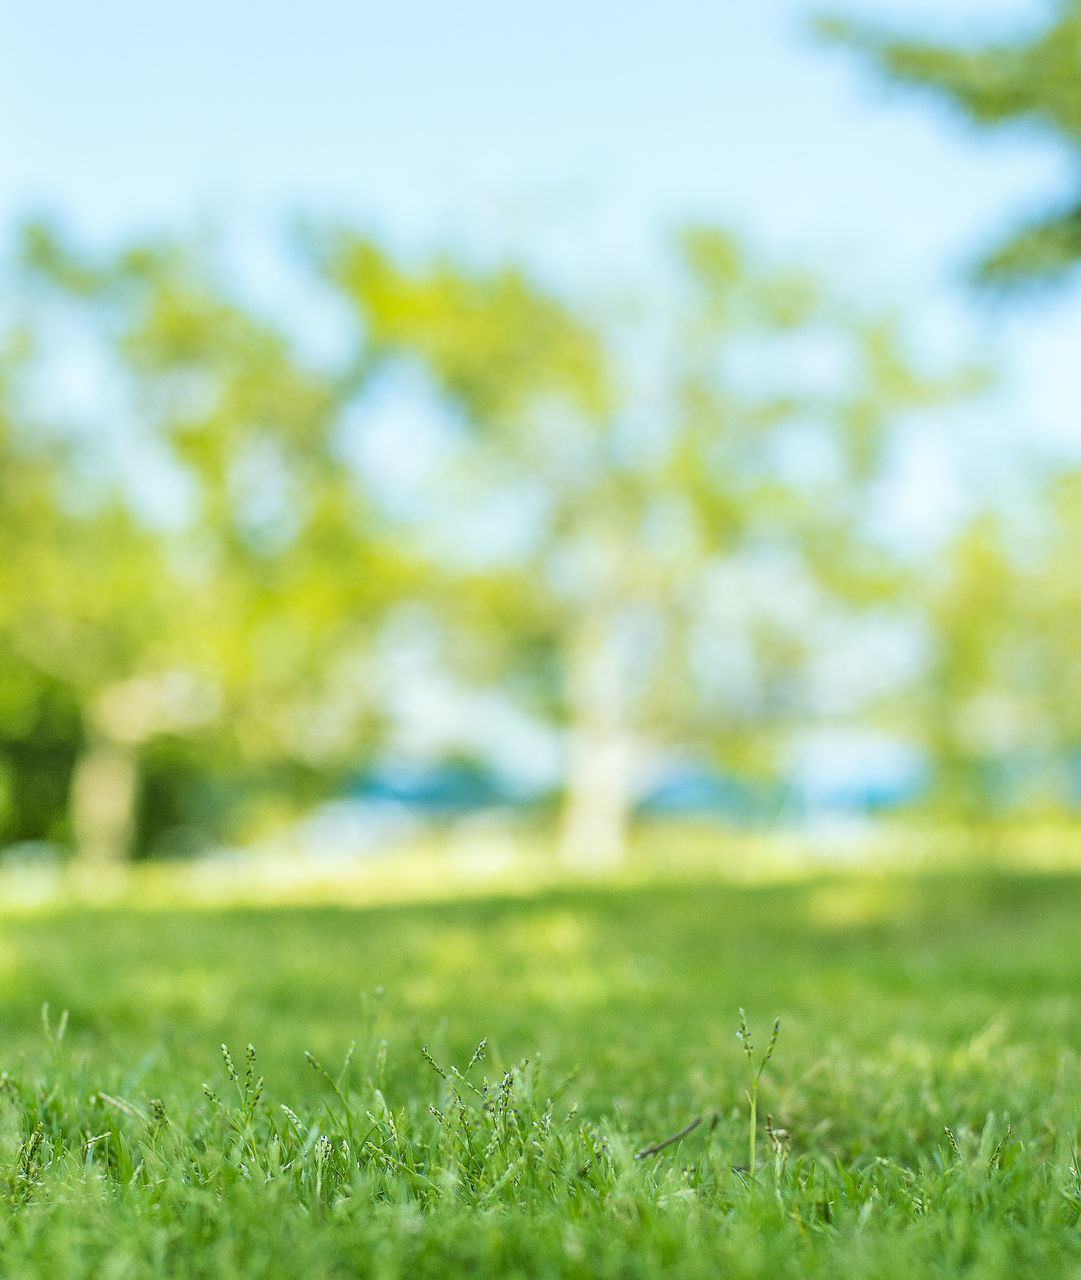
[8, 816, 1081, 918]
[4, 832, 1081, 1275]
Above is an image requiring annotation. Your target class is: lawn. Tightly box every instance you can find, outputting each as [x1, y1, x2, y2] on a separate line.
[2, 861, 1081, 1277]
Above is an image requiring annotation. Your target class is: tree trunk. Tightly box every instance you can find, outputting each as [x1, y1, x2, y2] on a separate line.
[558, 612, 637, 871]
[560, 721, 635, 871]
[69, 733, 140, 867]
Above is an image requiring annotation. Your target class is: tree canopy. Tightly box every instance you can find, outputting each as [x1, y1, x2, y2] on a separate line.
[0, 213, 1074, 867]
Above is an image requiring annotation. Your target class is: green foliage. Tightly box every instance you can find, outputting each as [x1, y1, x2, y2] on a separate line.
[4, 221, 424, 861]
[902, 484, 1081, 816]
[327, 235, 610, 423]
[323, 227, 974, 862]
[3, 215, 983, 865]
[816, 1, 1081, 287]
[0, 647, 82, 845]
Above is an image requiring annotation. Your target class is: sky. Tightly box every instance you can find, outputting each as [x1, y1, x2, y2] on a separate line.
[6, 0, 1078, 428]
[2, 1, 1066, 260]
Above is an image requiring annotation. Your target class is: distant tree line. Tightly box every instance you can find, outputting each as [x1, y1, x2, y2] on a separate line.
[2, 147, 1079, 865]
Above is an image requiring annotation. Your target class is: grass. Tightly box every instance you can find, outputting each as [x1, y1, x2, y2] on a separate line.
[2, 862, 1081, 1276]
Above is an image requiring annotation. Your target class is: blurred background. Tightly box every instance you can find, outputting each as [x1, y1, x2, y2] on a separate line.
[3, 0, 1081, 890]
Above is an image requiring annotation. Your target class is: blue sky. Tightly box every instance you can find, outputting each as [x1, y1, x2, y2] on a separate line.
[3, 0, 1062, 259]
[3, 0, 1077, 450]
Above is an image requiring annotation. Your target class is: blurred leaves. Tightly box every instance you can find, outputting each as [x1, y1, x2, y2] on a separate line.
[326, 236, 610, 424]
[815, 1, 1081, 287]
[0, 211, 1075, 864]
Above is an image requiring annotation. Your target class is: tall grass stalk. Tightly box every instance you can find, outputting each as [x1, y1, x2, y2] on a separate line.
[737, 1009, 780, 1180]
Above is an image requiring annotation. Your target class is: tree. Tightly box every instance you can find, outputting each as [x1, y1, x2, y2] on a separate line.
[811, 4, 1081, 828]
[323, 228, 975, 867]
[13, 222, 424, 863]
[907, 474, 1081, 817]
[0, 337, 85, 850]
[9, 218, 982, 870]
[1, 257, 237, 864]
[816, 1, 1081, 288]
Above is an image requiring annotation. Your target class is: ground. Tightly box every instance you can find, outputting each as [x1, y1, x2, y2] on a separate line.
[1, 849, 1080, 1277]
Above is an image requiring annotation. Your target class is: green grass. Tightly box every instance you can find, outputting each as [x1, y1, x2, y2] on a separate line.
[3, 866, 1081, 1276]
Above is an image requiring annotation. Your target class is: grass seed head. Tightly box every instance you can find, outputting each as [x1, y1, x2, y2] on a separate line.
[763, 1018, 781, 1066]
[421, 1045, 448, 1080]
[737, 1008, 754, 1061]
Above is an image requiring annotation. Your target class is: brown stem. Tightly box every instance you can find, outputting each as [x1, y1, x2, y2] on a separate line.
[635, 1114, 703, 1159]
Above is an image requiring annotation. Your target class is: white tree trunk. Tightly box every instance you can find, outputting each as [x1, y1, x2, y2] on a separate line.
[560, 721, 635, 871]
[559, 612, 637, 871]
